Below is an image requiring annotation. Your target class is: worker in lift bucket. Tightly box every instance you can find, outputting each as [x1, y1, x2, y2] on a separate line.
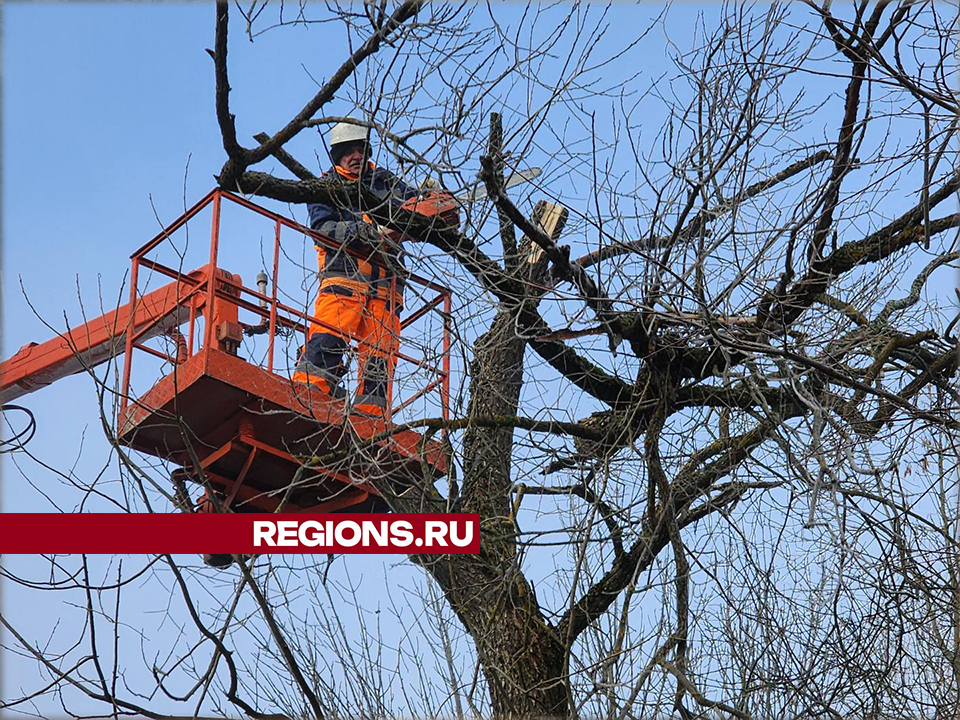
[293, 118, 451, 417]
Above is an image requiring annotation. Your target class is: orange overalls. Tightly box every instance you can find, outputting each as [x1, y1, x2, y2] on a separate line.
[293, 163, 412, 416]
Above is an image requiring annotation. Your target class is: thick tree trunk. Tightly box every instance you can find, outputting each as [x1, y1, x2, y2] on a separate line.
[423, 553, 569, 717]
[412, 196, 570, 716]
[456, 296, 565, 715]
[473, 597, 568, 717]
[440, 203, 571, 717]
[461, 307, 525, 532]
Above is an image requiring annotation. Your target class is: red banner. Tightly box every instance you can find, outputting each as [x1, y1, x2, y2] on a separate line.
[0, 513, 481, 554]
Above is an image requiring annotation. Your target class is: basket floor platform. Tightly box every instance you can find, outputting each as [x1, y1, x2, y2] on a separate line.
[118, 347, 446, 513]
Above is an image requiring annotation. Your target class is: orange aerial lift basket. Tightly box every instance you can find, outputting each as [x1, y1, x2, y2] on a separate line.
[1, 189, 452, 518]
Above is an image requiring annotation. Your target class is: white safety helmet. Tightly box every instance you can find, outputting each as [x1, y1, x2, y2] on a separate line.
[329, 119, 370, 150]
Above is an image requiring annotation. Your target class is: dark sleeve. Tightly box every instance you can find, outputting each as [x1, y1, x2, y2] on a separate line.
[306, 200, 379, 252]
[376, 168, 419, 202]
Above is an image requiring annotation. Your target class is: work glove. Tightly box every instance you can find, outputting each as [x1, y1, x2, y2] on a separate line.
[352, 222, 383, 248]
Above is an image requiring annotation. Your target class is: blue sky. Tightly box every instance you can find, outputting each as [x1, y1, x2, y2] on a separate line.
[0, 5, 369, 713]
[2, 2, 957, 716]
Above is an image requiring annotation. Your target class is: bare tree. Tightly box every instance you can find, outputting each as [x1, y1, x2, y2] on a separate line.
[3, 1, 959, 718]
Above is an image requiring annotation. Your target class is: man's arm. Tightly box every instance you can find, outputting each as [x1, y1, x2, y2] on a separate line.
[373, 167, 418, 202]
[307, 167, 416, 247]
[307, 200, 381, 251]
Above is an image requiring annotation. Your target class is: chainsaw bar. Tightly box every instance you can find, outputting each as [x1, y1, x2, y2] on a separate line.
[454, 167, 542, 203]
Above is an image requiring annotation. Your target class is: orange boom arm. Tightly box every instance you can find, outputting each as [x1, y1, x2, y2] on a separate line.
[0, 265, 239, 404]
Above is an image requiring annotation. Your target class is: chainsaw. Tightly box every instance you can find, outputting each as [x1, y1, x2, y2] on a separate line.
[399, 167, 542, 228]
